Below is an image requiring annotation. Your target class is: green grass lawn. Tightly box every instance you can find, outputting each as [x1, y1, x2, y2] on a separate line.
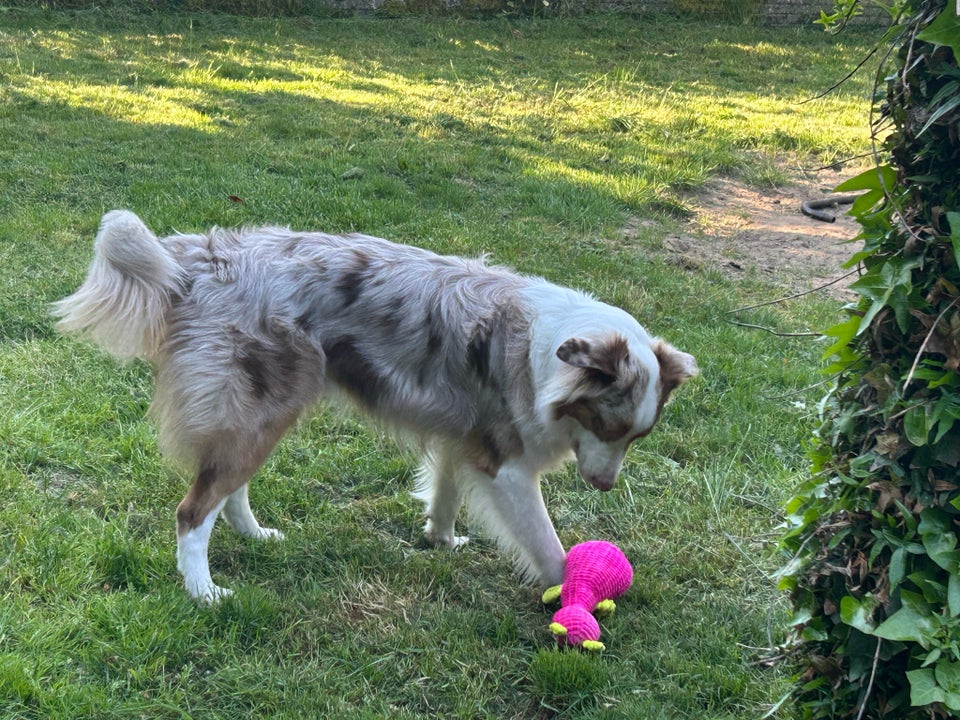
[0, 8, 877, 719]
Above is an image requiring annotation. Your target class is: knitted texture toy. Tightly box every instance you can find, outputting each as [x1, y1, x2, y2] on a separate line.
[542, 540, 634, 651]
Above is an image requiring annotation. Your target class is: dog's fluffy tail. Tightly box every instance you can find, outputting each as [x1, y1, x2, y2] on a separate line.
[52, 210, 182, 362]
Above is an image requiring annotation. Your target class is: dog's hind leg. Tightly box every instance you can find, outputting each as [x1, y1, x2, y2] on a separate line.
[177, 489, 229, 604]
[465, 464, 566, 587]
[222, 483, 284, 541]
[176, 426, 290, 603]
[413, 447, 469, 549]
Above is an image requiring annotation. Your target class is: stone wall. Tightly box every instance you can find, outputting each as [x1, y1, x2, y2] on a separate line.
[23, 0, 890, 21]
[587, 0, 886, 25]
[364, 0, 888, 24]
[762, 0, 886, 25]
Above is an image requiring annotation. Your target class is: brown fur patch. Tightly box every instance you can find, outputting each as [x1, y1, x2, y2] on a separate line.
[554, 337, 650, 442]
[335, 251, 371, 308]
[321, 335, 385, 409]
[176, 416, 304, 534]
[467, 327, 492, 383]
[556, 337, 591, 362]
[557, 335, 630, 381]
[232, 330, 298, 400]
[652, 338, 695, 400]
[466, 424, 524, 476]
[176, 465, 221, 533]
[554, 395, 633, 442]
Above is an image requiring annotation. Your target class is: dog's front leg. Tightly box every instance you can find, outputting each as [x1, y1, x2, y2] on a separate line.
[467, 463, 566, 587]
[414, 449, 469, 549]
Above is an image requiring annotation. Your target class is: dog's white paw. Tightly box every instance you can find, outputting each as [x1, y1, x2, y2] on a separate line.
[205, 585, 234, 605]
[254, 527, 285, 541]
[187, 580, 234, 605]
[424, 526, 470, 550]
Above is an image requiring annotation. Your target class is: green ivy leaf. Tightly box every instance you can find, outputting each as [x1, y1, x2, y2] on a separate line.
[917, 7, 960, 63]
[949, 573, 960, 616]
[922, 507, 956, 535]
[834, 165, 897, 192]
[890, 546, 907, 591]
[849, 256, 921, 335]
[909, 570, 948, 604]
[873, 590, 938, 648]
[932, 394, 960, 442]
[822, 314, 861, 360]
[840, 594, 878, 633]
[907, 662, 960, 710]
[920, 508, 960, 573]
[925, 537, 960, 573]
[834, 165, 897, 219]
[948, 212, 960, 271]
[935, 660, 960, 711]
[924, 648, 943, 668]
[918, 81, 960, 136]
[908, 667, 946, 707]
[904, 404, 930, 447]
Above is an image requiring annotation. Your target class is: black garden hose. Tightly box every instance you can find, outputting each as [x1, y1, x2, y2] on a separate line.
[800, 193, 863, 223]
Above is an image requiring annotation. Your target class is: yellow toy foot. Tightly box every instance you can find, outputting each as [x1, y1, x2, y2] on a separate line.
[594, 599, 617, 616]
[542, 584, 563, 604]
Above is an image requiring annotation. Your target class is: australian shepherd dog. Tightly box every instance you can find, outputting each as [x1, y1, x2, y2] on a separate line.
[53, 210, 697, 602]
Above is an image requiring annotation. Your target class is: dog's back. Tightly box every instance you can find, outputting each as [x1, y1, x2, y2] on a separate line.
[55, 213, 545, 472]
[156, 224, 540, 469]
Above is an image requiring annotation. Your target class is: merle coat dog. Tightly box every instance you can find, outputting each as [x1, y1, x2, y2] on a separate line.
[54, 210, 697, 602]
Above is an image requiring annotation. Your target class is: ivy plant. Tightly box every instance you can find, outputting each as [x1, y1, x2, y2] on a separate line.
[778, 1, 960, 718]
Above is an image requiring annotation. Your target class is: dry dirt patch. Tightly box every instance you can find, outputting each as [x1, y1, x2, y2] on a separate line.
[660, 167, 863, 299]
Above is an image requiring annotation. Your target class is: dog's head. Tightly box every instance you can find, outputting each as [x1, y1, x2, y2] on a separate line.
[552, 334, 697, 491]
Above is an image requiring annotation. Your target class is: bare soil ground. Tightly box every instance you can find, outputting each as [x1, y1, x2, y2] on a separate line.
[658, 167, 863, 299]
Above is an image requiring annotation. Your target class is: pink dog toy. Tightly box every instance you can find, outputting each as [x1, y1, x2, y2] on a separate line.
[541, 540, 634, 651]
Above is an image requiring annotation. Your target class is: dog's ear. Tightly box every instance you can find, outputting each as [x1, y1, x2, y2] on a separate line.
[557, 335, 630, 383]
[651, 338, 698, 398]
